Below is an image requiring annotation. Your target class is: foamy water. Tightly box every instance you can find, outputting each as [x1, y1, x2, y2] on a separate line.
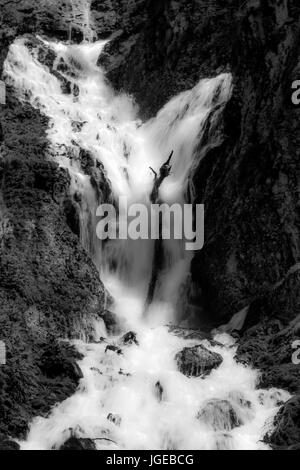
[3, 33, 290, 450]
[19, 281, 289, 450]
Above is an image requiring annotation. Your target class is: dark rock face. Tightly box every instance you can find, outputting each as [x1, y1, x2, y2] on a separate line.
[59, 437, 97, 450]
[197, 399, 242, 431]
[101, 0, 300, 327]
[102, 310, 122, 336]
[236, 320, 300, 394]
[0, 150, 106, 440]
[91, 0, 147, 40]
[0, 1, 109, 443]
[0, 0, 92, 70]
[264, 396, 300, 450]
[175, 345, 223, 378]
[39, 342, 83, 382]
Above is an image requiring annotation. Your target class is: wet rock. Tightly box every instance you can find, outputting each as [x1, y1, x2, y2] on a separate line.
[217, 306, 249, 335]
[90, 367, 102, 375]
[213, 433, 234, 451]
[175, 345, 223, 378]
[59, 437, 96, 450]
[293, 321, 300, 337]
[197, 399, 242, 431]
[79, 148, 95, 174]
[155, 381, 164, 402]
[105, 344, 122, 355]
[64, 197, 80, 237]
[107, 413, 121, 427]
[102, 310, 122, 336]
[121, 331, 139, 346]
[228, 391, 252, 410]
[72, 121, 87, 133]
[258, 390, 287, 408]
[265, 396, 300, 449]
[118, 369, 131, 377]
[168, 326, 209, 341]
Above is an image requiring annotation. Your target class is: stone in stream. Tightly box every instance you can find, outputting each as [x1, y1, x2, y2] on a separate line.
[105, 344, 123, 355]
[59, 437, 96, 450]
[175, 345, 223, 378]
[107, 413, 122, 427]
[227, 391, 252, 410]
[155, 381, 164, 402]
[214, 433, 235, 450]
[197, 399, 243, 431]
[121, 331, 139, 346]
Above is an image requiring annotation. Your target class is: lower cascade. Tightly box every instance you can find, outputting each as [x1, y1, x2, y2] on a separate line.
[4, 36, 290, 450]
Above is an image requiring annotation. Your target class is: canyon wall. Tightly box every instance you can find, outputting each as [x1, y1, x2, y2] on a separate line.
[0, 0, 108, 442]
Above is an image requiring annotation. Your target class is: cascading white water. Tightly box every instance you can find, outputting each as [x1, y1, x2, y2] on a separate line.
[69, 0, 95, 42]
[3, 35, 290, 450]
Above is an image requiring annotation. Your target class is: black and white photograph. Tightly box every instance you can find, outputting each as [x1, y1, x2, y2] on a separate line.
[0, 0, 299, 453]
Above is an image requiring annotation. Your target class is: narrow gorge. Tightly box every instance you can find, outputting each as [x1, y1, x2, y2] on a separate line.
[0, 0, 299, 451]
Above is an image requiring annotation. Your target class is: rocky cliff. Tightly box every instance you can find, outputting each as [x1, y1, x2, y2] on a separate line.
[0, 0, 109, 444]
[102, 0, 300, 324]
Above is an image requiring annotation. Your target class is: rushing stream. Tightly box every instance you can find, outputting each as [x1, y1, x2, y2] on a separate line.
[3, 32, 290, 450]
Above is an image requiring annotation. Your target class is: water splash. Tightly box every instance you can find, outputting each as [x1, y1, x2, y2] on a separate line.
[19, 286, 290, 450]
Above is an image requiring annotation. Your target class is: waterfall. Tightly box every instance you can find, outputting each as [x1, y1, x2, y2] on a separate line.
[3, 34, 290, 450]
[69, 0, 95, 42]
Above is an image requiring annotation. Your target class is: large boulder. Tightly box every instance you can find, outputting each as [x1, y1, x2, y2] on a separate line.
[59, 437, 96, 450]
[175, 345, 223, 378]
[197, 399, 242, 431]
[121, 331, 139, 346]
[265, 396, 300, 449]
